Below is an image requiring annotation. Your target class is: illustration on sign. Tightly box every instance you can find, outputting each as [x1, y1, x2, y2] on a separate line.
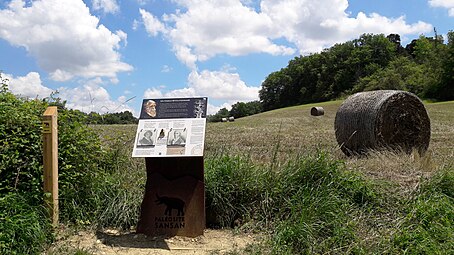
[132, 97, 207, 157]
[155, 194, 185, 216]
[42, 121, 51, 133]
[155, 194, 186, 229]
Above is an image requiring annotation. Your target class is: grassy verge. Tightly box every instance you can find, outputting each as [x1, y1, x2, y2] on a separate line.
[0, 193, 53, 255]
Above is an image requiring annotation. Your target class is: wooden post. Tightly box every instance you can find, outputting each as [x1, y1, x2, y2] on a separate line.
[42, 106, 58, 226]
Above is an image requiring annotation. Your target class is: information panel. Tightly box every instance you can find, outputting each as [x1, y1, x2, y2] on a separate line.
[132, 97, 207, 157]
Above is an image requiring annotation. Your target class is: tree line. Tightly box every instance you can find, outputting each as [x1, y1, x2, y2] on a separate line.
[210, 31, 453, 120]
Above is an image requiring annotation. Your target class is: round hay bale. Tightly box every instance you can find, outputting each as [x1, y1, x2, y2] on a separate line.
[228, 116, 235, 122]
[311, 107, 324, 116]
[334, 90, 430, 156]
[221, 117, 228, 122]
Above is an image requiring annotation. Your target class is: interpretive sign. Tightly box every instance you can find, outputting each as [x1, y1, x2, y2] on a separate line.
[135, 97, 207, 237]
[132, 97, 207, 157]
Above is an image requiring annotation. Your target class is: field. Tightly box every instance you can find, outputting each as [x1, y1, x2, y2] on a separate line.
[56, 100, 454, 254]
[206, 100, 454, 189]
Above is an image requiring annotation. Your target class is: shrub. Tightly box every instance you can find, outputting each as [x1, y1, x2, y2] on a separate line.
[0, 90, 46, 202]
[0, 80, 143, 253]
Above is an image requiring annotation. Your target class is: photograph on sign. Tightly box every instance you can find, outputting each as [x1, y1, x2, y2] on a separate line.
[132, 97, 207, 157]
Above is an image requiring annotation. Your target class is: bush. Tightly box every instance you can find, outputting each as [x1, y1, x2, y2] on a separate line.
[0, 90, 46, 202]
[0, 79, 143, 253]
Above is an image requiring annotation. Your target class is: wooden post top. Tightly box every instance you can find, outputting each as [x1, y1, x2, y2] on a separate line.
[43, 106, 58, 117]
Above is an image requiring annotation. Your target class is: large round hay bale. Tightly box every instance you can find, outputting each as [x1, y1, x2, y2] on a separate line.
[334, 90, 430, 156]
[311, 107, 324, 116]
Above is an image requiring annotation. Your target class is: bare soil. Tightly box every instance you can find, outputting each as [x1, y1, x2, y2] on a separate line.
[48, 228, 260, 255]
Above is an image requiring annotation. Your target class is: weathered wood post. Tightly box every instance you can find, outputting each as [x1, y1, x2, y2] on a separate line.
[42, 106, 58, 226]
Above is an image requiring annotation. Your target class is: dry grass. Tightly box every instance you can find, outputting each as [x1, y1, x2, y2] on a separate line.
[205, 100, 454, 195]
[205, 101, 342, 162]
[92, 100, 454, 192]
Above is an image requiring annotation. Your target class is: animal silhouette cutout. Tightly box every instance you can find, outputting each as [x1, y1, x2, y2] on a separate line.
[158, 129, 165, 139]
[155, 194, 185, 216]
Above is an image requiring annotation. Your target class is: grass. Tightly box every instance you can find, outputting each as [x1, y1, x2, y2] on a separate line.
[0, 193, 53, 255]
[59, 100, 454, 254]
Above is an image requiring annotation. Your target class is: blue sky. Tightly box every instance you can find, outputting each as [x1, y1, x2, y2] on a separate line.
[0, 0, 452, 116]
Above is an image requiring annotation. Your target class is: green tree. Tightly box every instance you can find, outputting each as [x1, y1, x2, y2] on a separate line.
[431, 31, 454, 100]
[259, 33, 399, 111]
[207, 107, 230, 122]
[354, 56, 427, 96]
[259, 71, 292, 111]
[411, 34, 447, 99]
[230, 101, 262, 119]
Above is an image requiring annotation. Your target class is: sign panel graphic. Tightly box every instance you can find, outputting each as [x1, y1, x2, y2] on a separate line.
[132, 97, 207, 157]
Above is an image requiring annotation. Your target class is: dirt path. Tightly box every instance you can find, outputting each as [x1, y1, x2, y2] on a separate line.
[49, 228, 260, 254]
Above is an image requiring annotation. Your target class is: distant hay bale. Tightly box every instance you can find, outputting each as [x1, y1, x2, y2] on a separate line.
[334, 90, 430, 156]
[228, 116, 235, 122]
[221, 118, 228, 122]
[311, 107, 324, 116]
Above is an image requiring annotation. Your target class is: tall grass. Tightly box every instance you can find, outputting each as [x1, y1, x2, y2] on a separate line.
[387, 168, 454, 254]
[59, 130, 145, 230]
[0, 193, 53, 255]
[205, 152, 380, 254]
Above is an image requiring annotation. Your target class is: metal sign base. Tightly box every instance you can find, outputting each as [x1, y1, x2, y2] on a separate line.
[136, 157, 205, 237]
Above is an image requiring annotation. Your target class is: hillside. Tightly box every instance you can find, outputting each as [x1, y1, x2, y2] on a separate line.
[206, 100, 454, 165]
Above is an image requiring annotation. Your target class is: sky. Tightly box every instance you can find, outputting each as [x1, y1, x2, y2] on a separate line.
[0, 0, 452, 116]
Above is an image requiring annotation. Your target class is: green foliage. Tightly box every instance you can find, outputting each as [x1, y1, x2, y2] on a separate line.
[230, 101, 262, 119]
[0, 193, 53, 255]
[0, 78, 143, 253]
[260, 33, 398, 111]
[354, 56, 427, 96]
[205, 155, 267, 227]
[259, 32, 453, 111]
[205, 152, 379, 254]
[0, 79, 46, 202]
[207, 107, 230, 122]
[429, 30, 454, 101]
[208, 101, 263, 122]
[87, 111, 138, 124]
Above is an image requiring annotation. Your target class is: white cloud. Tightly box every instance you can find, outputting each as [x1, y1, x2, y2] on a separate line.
[429, 0, 454, 16]
[0, 0, 132, 81]
[260, 0, 433, 54]
[143, 68, 259, 113]
[188, 70, 259, 101]
[58, 78, 136, 114]
[92, 0, 119, 14]
[4, 72, 54, 98]
[161, 65, 172, 73]
[141, 0, 433, 67]
[143, 87, 164, 98]
[140, 8, 166, 36]
[207, 102, 232, 115]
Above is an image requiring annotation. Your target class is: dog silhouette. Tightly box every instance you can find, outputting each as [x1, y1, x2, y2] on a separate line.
[155, 194, 185, 216]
